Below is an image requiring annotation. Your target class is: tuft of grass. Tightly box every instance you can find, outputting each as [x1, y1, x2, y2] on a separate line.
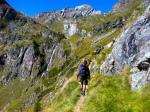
[95, 29, 121, 47]
[44, 81, 80, 112]
[81, 68, 150, 112]
[50, 21, 64, 33]
[0, 79, 31, 110]
[96, 46, 113, 65]
[61, 39, 71, 57]
[69, 34, 80, 46]
[74, 38, 94, 59]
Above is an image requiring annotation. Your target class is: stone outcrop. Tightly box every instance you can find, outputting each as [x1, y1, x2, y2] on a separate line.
[101, 5, 150, 90]
[0, 0, 67, 84]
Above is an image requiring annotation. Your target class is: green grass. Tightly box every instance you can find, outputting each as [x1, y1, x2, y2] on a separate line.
[69, 34, 80, 46]
[61, 39, 71, 57]
[95, 29, 121, 47]
[50, 21, 64, 33]
[74, 38, 94, 58]
[81, 68, 150, 112]
[95, 46, 113, 65]
[77, 0, 145, 35]
[0, 79, 31, 110]
[44, 81, 80, 112]
[0, 78, 43, 112]
[42, 67, 61, 88]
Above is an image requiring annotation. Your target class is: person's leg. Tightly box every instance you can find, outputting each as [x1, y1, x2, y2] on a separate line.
[83, 84, 86, 95]
[81, 84, 85, 95]
[80, 80, 84, 94]
[83, 80, 88, 95]
[81, 83, 83, 91]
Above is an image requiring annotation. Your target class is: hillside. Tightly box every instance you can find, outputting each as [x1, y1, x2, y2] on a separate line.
[0, 0, 150, 112]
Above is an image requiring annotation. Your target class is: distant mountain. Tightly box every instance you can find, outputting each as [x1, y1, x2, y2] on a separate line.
[34, 5, 102, 37]
[0, 0, 150, 111]
[34, 4, 101, 20]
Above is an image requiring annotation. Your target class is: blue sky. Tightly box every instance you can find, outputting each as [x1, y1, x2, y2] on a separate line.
[6, 0, 118, 16]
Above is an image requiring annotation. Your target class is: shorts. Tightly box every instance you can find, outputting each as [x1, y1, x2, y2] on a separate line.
[80, 76, 88, 85]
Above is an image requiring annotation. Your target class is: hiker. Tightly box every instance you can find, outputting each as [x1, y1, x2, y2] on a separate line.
[77, 59, 90, 95]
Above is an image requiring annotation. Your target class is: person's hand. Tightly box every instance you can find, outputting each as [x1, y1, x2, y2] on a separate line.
[77, 74, 79, 80]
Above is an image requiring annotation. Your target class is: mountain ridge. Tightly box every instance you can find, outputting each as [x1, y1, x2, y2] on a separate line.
[0, 0, 150, 111]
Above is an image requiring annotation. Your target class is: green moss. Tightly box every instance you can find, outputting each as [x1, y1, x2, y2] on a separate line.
[33, 100, 41, 112]
[7, 99, 22, 112]
[12, 41, 32, 48]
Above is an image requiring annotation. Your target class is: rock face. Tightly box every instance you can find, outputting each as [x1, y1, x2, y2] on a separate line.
[101, 5, 150, 90]
[34, 4, 97, 22]
[34, 5, 101, 37]
[63, 20, 78, 37]
[0, 0, 67, 84]
[0, 0, 21, 20]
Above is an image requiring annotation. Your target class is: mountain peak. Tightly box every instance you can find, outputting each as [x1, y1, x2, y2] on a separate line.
[34, 4, 101, 23]
[75, 4, 93, 10]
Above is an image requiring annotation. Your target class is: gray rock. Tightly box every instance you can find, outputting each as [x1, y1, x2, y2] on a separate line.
[19, 47, 34, 79]
[101, 5, 150, 90]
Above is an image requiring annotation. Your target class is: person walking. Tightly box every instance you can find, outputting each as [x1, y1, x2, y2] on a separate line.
[77, 59, 90, 95]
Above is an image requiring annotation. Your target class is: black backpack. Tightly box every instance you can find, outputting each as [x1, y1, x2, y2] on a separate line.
[79, 64, 87, 76]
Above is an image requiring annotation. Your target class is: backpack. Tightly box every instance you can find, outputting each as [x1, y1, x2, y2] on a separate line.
[79, 64, 87, 76]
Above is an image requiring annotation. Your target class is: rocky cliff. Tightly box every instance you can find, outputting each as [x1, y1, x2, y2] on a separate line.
[34, 5, 102, 37]
[0, 0, 68, 83]
[0, 0, 150, 111]
[101, 4, 150, 90]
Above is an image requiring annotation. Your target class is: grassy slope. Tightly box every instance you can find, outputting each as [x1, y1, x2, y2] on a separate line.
[0, 0, 148, 111]
[81, 69, 150, 112]
[43, 81, 80, 112]
[40, 1, 150, 112]
[42, 68, 150, 112]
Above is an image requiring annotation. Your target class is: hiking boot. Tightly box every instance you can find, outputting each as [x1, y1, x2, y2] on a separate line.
[80, 88, 83, 93]
[82, 91, 85, 96]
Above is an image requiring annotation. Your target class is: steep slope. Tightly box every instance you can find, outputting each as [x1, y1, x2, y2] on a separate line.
[101, 4, 150, 90]
[41, 0, 150, 112]
[0, 0, 71, 111]
[0, 0, 150, 111]
[34, 5, 125, 38]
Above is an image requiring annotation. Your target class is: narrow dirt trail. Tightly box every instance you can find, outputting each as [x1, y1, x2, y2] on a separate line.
[74, 95, 85, 112]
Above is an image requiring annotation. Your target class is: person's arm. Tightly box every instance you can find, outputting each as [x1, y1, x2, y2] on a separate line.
[87, 68, 90, 80]
[77, 65, 80, 80]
